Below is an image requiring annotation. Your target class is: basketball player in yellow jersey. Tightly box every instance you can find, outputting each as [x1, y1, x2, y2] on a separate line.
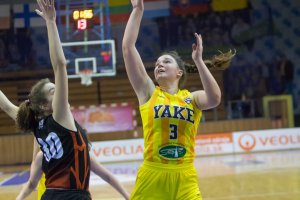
[37, 173, 46, 199]
[122, 0, 235, 199]
[32, 137, 46, 200]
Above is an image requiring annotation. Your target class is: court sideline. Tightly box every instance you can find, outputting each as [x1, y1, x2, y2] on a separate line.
[0, 149, 300, 200]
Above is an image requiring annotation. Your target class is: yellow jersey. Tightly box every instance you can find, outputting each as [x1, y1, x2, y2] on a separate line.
[139, 86, 202, 164]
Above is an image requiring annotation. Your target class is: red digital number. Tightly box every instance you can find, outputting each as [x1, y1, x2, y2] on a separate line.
[77, 19, 87, 30]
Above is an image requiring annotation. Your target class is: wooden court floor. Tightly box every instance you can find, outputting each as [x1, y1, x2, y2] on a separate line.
[1, 149, 300, 200]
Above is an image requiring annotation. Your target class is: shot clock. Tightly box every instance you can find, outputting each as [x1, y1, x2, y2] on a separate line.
[72, 9, 94, 30]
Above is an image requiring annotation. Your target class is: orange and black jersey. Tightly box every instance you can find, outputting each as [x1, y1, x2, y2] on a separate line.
[34, 115, 90, 191]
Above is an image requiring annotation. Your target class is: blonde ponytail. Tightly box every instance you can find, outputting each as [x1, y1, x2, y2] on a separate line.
[186, 49, 236, 73]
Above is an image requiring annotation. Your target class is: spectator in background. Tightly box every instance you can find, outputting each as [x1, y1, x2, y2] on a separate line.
[179, 15, 188, 42]
[279, 55, 294, 95]
[17, 28, 33, 66]
[155, 17, 168, 50]
[5, 30, 21, 66]
[267, 59, 284, 95]
[231, 18, 250, 44]
[184, 15, 197, 41]
[0, 36, 9, 69]
[255, 61, 268, 116]
[168, 15, 179, 47]
[279, 54, 296, 109]
[219, 12, 234, 45]
[230, 17, 254, 50]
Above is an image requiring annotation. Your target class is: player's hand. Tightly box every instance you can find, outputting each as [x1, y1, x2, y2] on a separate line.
[131, 0, 144, 9]
[35, 0, 56, 22]
[192, 33, 203, 62]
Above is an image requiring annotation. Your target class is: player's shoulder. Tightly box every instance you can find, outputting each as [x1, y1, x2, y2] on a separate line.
[178, 88, 192, 96]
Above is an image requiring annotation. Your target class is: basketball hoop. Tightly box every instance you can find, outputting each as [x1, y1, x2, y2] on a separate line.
[79, 70, 93, 86]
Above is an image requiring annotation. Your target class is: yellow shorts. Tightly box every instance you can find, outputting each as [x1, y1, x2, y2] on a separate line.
[130, 161, 202, 200]
[37, 173, 46, 200]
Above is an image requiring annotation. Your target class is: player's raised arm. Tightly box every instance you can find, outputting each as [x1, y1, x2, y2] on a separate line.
[0, 90, 19, 120]
[36, 0, 75, 131]
[122, 0, 155, 105]
[190, 33, 221, 110]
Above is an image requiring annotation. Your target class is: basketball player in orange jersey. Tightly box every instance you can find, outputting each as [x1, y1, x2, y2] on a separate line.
[0, 0, 129, 199]
[1, 89, 129, 200]
[15, 148, 129, 200]
[0, 90, 46, 199]
[122, 0, 235, 199]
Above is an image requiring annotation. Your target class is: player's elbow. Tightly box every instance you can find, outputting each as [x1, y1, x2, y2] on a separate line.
[53, 60, 67, 69]
[122, 42, 135, 54]
[28, 179, 38, 190]
[122, 45, 130, 55]
[210, 92, 221, 108]
[51, 54, 67, 69]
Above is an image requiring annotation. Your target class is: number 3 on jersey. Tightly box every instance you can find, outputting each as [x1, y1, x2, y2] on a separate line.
[169, 124, 178, 140]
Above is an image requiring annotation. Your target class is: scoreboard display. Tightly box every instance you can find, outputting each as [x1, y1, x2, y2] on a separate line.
[72, 9, 94, 30]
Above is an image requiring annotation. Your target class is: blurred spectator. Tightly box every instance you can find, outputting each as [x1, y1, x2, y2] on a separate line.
[255, 62, 268, 116]
[6, 29, 21, 66]
[231, 18, 250, 45]
[267, 60, 284, 95]
[155, 17, 168, 50]
[279, 55, 294, 94]
[168, 15, 179, 47]
[17, 28, 33, 66]
[178, 15, 188, 42]
[0, 35, 8, 69]
[184, 15, 197, 41]
[279, 55, 296, 108]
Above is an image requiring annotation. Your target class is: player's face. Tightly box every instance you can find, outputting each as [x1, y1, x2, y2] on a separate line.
[154, 55, 182, 84]
[41, 82, 55, 113]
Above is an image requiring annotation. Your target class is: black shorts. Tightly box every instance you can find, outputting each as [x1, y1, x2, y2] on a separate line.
[41, 189, 91, 200]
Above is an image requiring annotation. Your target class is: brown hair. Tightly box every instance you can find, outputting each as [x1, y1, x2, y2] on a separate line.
[16, 78, 51, 133]
[186, 49, 237, 73]
[161, 49, 236, 88]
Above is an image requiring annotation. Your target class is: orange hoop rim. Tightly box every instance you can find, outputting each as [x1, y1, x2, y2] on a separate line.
[79, 69, 93, 75]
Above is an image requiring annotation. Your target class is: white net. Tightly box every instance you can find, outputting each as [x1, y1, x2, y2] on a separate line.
[79, 70, 93, 86]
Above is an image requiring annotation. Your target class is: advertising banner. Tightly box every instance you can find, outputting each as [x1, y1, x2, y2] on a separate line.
[90, 128, 300, 163]
[91, 138, 144, 162]
[72, 103, 135, 133]
[233, 128, 300, 153]
[196, 133, 234, 155]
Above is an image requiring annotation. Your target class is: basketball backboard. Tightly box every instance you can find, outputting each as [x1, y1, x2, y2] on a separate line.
[62, 39, 116, 79]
